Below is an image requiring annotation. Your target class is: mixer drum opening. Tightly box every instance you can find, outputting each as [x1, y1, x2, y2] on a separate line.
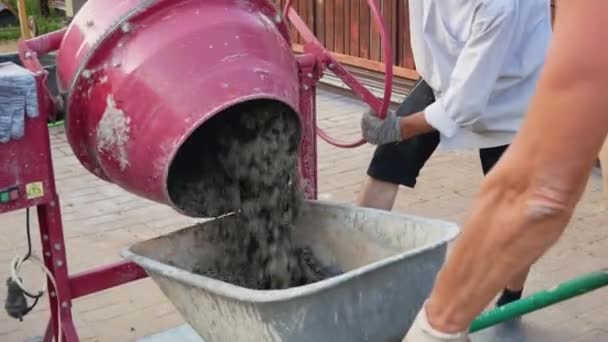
[167, 99, 302, 218]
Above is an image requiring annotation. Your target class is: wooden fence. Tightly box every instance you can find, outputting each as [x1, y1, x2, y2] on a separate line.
[278, 0, 558, 81]
[277, 0, 418, 79]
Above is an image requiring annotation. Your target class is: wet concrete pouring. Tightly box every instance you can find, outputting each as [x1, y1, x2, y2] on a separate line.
[169, 101, 338, 290]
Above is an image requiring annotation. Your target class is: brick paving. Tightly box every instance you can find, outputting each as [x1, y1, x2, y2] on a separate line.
[0, 87, 606, 341]
[0, 42, 18, 54]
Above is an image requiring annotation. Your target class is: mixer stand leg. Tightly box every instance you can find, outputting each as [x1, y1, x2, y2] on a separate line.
[37, 198, 79, 342]
[296, 54, 320, 199]
[43, 321, 52, 341]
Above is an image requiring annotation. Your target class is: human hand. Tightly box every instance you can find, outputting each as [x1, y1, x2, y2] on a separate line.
[360, 109, 402, 145]
[402, 305, 470, 342]
[0, 86, 27, 143]
[0, 63, 39, 143]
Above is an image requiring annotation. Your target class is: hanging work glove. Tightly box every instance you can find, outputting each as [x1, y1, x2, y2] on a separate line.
[0, 62, 39, 143]
[360, 109, 403, 145]
[402, 305, 470, 342]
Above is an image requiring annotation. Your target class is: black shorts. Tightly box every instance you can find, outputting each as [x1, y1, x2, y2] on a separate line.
[366, 79, 508, 187]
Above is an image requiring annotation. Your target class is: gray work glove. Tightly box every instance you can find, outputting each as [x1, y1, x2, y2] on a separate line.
[0, 62, 39, 143]
[360, 109, 402, 145]
[402, 305, 470, 342]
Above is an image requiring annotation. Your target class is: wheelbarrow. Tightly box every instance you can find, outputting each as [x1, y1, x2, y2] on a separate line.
[123, 200, 460, 342]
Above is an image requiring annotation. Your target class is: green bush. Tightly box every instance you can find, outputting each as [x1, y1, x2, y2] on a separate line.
[0, 26, 20, 41]
[1, 0, 65, 41]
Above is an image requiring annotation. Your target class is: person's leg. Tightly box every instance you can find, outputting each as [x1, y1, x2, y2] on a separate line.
[479, 145, 509, 175]
[496, 268, 530, 306]
[357, 130, 440, 209]
[598, 136, 608, 195]
[356, 177, 400, 210]
[357, 79, 439, 210]
[479, 144, 531, 306]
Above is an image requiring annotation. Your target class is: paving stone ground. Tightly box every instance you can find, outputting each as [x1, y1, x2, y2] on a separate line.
[0, 88, 606, 341]
[0, 41, 18, 54]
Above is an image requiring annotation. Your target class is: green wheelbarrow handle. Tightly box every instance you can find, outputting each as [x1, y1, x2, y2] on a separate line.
[470, 270, 608, 333]
[48, 120, 64, 127]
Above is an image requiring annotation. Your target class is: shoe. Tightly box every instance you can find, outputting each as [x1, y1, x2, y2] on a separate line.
[496, 289, 523, 307]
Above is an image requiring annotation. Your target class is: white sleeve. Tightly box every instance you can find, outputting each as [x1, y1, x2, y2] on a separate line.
[424, 2, 517, 138]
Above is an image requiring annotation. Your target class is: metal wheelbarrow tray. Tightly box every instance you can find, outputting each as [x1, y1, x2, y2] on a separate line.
[122, 201, 459, 342]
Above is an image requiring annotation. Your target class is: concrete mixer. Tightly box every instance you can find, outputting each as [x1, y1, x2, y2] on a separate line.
[51, 0, 397, 216]
[5, 0, 604, 341]
[57, 0, 303, 217]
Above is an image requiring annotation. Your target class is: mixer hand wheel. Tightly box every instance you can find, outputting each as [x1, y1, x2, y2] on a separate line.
[283, 0, 394, 148]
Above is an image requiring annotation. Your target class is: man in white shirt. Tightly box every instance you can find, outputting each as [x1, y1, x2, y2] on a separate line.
[359, 0, 552, 307]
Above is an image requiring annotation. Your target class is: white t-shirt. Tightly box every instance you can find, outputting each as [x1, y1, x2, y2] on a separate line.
[410, 0, 552, 149]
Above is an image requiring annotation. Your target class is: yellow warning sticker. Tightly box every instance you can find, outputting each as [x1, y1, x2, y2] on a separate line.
[26, 182, 44, 199]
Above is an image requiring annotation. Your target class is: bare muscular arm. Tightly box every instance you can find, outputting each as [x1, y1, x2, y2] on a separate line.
[424, 1, 608, 333]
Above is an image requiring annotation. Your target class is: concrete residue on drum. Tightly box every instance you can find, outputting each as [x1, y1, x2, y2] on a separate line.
[97, 95, 131, 170]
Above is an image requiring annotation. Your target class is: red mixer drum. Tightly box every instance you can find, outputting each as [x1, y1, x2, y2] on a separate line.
[56, 0, 300, 216]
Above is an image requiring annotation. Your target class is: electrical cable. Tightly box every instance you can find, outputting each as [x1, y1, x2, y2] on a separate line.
[5, 208, 63, 342]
